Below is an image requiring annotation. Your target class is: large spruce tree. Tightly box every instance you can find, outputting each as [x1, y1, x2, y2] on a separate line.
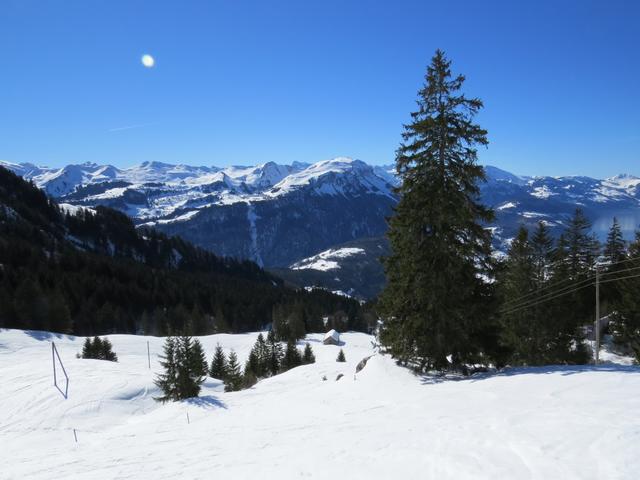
[379, 50, 494, 372]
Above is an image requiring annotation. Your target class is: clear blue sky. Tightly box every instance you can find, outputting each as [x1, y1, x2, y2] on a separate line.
[1, 0, 639, 177]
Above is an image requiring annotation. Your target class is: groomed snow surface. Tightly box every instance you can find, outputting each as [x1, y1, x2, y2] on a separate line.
[1, 329, 639, 479]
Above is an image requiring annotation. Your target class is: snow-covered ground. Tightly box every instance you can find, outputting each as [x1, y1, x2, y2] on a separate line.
[1, 328, 639, 479]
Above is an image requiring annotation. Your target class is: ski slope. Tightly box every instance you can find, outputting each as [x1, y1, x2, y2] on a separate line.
[1, 328, 639, 479]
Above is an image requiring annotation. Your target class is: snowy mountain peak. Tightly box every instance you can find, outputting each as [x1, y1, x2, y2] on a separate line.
[484, 165, 528, 186]
[604, 173, 640, 189]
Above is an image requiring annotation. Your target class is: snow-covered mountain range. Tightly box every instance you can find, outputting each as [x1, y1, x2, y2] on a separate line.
[3, 157, 640, 297]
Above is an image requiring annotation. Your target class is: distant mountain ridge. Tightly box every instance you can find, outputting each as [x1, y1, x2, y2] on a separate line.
[0, 165, 364, 334]
[3, 157, 640, 298]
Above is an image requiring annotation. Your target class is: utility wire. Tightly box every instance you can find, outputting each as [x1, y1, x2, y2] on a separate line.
[599, 264, 640, 278]
[501, 281, 595, 316]
[599, 272, 640, 286]
[501, 271, 640, 316]
[502, 271, 595, 306]
[500, 278, 595, 314]
[502, 254, 640, 307]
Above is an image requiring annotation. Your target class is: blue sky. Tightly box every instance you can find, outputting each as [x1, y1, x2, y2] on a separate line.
[1, 0, 639, 177]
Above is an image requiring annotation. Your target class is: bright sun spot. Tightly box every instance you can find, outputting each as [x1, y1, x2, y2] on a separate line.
[141, 54, 155, 68]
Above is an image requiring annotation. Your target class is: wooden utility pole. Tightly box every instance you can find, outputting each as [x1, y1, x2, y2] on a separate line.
[595, 267, 600, 365]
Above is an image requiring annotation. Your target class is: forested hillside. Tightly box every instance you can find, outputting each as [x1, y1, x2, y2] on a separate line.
[0, 166, 366, 336]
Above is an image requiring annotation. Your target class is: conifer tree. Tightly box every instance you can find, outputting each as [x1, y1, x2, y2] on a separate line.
[48, 291, 72, 334]
[288, 304, 307, 341]
[498, 226, 538, 364]
[565, 208, 599, 279]
[611, 232, 640, 361]
[255, 333, 269, 376]
[604, 217, 626, 265]
[82, 337, 94, 359]
[244, 334, 269, 378]
[530, 221, 553, 286]
[175, 335, 204, 399]
[154, 336, 179, 403]
[80, 336, 117, 361]
[225, 350, 243, 392]
[100, 338, 118, 362]
[379, 49, 494, 372]
[302, 343, 316, 364]
[266, 330, 283, 376]
[210, 343, 228, 380]
[188, 338, 208, 379]
[92, 336, 104, 355]
[544, 217, 591, 364]
[245, 348, 260, 378]
[336, 349, 346, 362]
[281, 340, 302, 371]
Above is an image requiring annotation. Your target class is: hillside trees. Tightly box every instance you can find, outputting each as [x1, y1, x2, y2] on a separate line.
[379, 50, 496, 371]
[611, 232, 640, 361]
[0, 165, 366, 337]
[497, 217, 594, 365]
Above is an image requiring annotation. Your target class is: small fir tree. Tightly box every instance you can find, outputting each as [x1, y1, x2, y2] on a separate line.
[302, 343, 316, 364]
[210, 343, 228, 380]
[281, 340, 302, 371]
[530, 221, 554, 286]
[82, 337, 94, 358]
[604, 217, 626, 265]
[188, 338, 208, 379]
[80, 336, 117, 361]
[154, 336, 179, 403]
[175, 335, 204, 399]
[266, 330, 283, 376]
[225, 350, 243, 392]
[336, 349, 346, 362]
[100, 338, 118, 362]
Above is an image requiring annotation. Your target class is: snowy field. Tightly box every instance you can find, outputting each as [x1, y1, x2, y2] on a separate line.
[1, 328, 639, 479]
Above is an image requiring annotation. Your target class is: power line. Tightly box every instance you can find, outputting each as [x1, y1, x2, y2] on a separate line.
[501, 271, 640, 316]
[500, 281, 595, 316]
[502, 254, 640, 307]
[598, 272, 640, 286]
[599, 264, 640, 278]
[502, 276, 595, 313]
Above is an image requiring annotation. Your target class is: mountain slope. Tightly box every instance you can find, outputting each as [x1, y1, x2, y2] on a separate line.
[0, 166, 364, 335]
[271, 237, 390, 299]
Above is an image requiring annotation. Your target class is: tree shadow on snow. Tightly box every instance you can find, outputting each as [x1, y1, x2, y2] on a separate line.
[21, 329, 76, 342]
[419, 363, 640, 385]
[184, 395, 227, 410]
